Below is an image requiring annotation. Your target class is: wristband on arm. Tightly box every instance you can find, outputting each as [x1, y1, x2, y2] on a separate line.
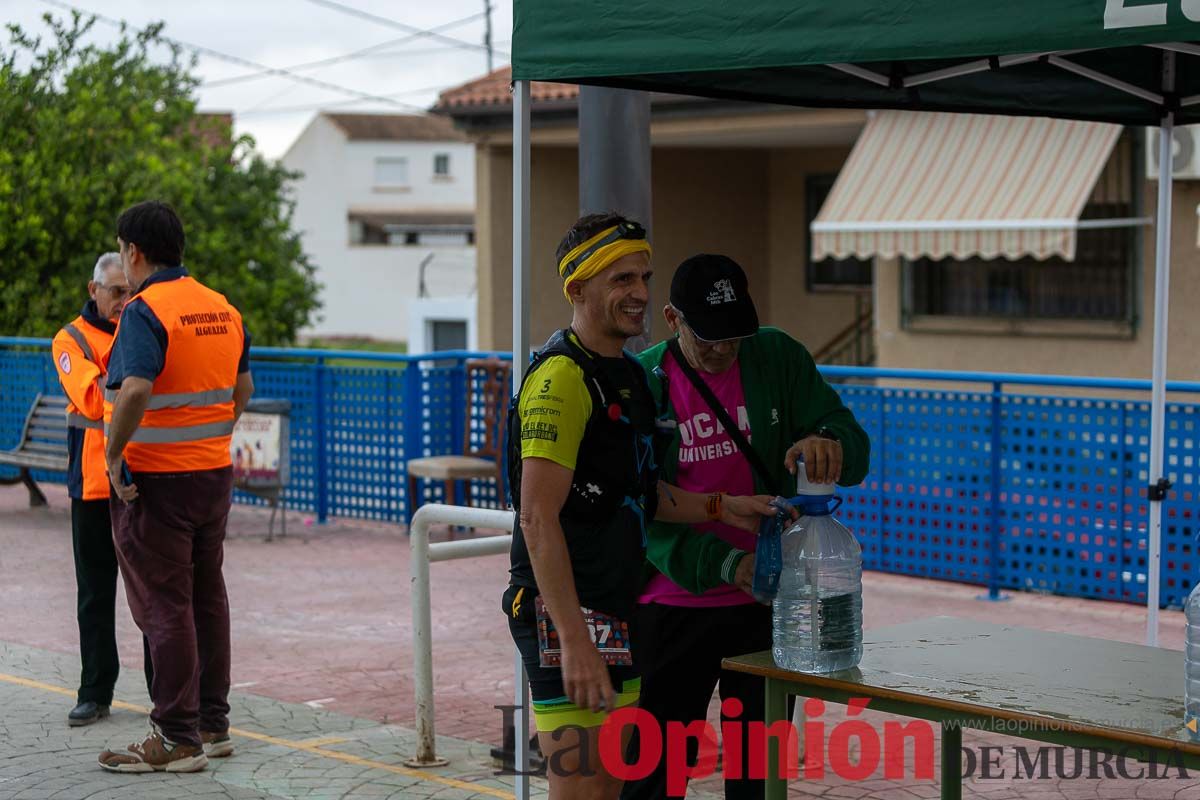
[705, 492, 723, 521]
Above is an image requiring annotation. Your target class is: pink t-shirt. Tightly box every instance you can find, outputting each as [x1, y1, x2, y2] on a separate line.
[638, 351, 757, 608]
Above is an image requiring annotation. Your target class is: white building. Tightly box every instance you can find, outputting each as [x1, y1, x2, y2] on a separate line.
[282, 112, 476, 347]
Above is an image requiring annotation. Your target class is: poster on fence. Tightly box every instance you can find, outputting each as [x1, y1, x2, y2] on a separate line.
[231, 412, 282, 484]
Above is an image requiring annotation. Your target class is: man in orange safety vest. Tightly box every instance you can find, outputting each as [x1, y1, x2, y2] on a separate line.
[97, 202, 254, 774]
[52, 253, 152, 728]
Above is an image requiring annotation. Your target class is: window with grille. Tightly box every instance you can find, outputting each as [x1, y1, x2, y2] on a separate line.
[902, 135, 1140, 325]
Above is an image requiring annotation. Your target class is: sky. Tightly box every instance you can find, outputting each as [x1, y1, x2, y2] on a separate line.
[3, 0, 513, 158]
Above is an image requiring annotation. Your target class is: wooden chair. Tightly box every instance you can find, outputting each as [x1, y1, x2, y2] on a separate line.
[406, 359, 511, 520]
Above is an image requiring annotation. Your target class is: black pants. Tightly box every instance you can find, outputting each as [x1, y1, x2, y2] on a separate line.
[621, 602, 787, 800]
[72, 498, 153, 705]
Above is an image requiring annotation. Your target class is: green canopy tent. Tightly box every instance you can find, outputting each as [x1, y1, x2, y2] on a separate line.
[511, 0, 1197, 620]
[503, 6, 1199, 790]
[512, 0, 1200, 126]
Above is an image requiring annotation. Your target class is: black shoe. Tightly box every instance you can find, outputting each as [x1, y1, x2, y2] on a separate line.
[68, 701, 110, 727]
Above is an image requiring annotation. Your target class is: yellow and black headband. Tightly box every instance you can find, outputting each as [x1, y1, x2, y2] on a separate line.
[557, 221, 652, 302]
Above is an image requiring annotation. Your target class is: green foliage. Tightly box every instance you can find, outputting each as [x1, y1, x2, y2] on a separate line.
[0, 13, 320, 344]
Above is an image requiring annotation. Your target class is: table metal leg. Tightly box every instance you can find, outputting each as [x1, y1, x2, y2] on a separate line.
[765, 678, 789, 800]
[940, 722, 961, 800]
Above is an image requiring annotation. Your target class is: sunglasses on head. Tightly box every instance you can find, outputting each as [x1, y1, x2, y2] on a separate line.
[560, 221, 647, 279]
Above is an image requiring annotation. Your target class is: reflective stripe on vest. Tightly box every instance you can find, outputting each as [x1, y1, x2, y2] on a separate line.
[104, 386, 235, 410]
[66, 412, 103, 430]
[106, 419, 236, 444]
[62, 323, 96, 362]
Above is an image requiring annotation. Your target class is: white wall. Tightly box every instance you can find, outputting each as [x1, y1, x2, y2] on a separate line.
[344, 141, 476, 211]
[305, 246, 474, 341]
[282, 115, 476, 343]
[407, 297, 478, 355]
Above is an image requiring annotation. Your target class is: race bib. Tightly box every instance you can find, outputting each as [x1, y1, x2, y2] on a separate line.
[535, 596, 632, 667]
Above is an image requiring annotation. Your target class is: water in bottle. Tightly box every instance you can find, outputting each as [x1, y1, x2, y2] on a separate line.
[771, 465, 863, 673]
[1186, 583, 1200, 738]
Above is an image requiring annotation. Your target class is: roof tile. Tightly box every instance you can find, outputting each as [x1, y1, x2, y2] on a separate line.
[326, 113, 467, 142]
[434, 66, 579, 110]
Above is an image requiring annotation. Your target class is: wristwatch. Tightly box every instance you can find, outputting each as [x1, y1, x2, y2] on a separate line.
[814, 426, 839, 442]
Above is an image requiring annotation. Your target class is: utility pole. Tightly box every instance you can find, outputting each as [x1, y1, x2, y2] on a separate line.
[483, 1, 493, 73]
[578, 87, 652, 351]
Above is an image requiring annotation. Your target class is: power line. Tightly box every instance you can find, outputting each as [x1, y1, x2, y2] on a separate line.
[202, 10, 487, 89]
[234, 82, 459, 117]
[40, 0, 430, 112]
[301, 0, 509, 58]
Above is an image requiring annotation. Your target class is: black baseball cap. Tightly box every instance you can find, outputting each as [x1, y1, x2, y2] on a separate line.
[669, 254, 759, 342]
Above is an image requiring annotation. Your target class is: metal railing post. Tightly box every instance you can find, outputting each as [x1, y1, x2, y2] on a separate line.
[450, 359, 468, 506]
[401, 358, 426, 524]
[983, 381, 1008, 602]
[313, 357, 329, 524]
[406, 503, 516, 769]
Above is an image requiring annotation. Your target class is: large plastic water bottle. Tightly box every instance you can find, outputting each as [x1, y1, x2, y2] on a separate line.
[1186, 584, 1200, 738]
[771, 468, 863, 673]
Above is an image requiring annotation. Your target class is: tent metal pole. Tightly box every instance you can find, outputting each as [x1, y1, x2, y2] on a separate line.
[1047, 56, 1164, 105]
[1149, 42, 1200, 58]
[829, 63, 891, 87]
[835, 48, 1094, 92]
[511, 78, 532, 800]
[1147, 52, 1175, 648]
[903, 52, 1049, 88]
[512, 80, 532, 384]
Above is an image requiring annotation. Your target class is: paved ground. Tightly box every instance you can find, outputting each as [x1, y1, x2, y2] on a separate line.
[0, 639, 535, 800]
[1, 483, 1198, 798]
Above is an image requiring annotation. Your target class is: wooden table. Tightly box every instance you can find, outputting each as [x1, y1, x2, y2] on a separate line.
[722, 616, 1200, 799]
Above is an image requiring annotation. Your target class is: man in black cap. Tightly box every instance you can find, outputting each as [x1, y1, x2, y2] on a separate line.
[624, 254, 870, 799]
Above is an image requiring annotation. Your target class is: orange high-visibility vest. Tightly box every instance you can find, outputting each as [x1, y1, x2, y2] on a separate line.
[104, 276, 245, 473]
[52, 314, 114, 500]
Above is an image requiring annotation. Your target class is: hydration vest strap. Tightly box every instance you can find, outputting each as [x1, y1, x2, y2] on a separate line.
[621, 495, 649, 548]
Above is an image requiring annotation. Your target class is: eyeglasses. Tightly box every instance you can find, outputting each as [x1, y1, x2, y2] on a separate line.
[674, 312, 744, 349]
[98, 284, 131, 300]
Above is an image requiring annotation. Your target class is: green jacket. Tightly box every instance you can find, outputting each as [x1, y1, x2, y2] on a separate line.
[636, 326, 870, 594]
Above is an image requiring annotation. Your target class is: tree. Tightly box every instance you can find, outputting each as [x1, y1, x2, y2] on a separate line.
[0, 13, 320, 345]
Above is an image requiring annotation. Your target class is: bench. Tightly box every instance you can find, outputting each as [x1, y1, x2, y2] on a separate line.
[0, 394, 70, 506]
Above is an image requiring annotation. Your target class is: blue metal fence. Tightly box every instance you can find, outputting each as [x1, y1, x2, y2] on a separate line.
[3, 338, 1198, 608]
[0, 339, 511, 526]
[823, 366, 1200, 611]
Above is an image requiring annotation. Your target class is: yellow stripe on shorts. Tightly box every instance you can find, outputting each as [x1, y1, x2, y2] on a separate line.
[531, 677, 641, 732]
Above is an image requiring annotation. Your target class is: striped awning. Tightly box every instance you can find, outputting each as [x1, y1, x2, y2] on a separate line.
[811, 111, 1124, 262]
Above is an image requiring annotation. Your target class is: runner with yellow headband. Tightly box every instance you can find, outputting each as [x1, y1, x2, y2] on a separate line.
[557, 220, 652, 302]
[504, 212, 775, 799]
